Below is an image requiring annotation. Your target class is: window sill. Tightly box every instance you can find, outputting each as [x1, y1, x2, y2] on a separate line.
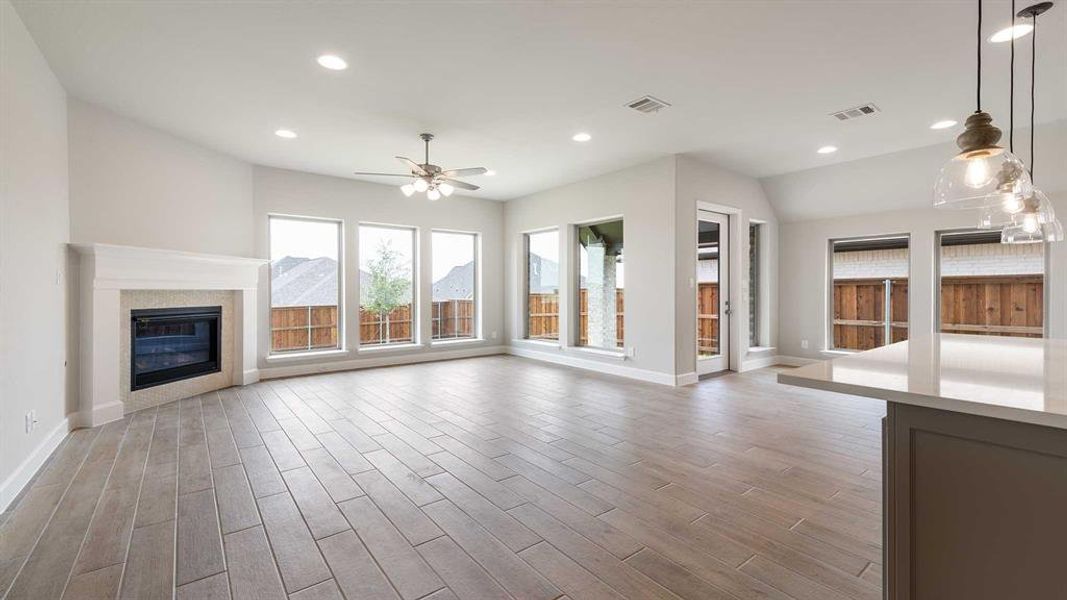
[822, 349, 858, 357]
[357, 343, 422, 355]
[747, 346, 776, 355]
[513, 338, 562, 349]
[266, 348, 349, 362]
[431, 338, 485, 347]
[567, 346, 627, 361]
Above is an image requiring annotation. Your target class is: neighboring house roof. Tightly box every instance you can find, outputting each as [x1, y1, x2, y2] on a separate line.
[432, 262, 475, 300]
[271, 256, 478, 306]
[270, 256, 340, 306]
[528, 254, 560, 294]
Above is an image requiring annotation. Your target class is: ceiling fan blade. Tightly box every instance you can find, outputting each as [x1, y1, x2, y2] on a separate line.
[352, 172, 414, 178]
[440, 167, 488, 178]
[441, 178, 479, 191]
[396, 156, 428, 176]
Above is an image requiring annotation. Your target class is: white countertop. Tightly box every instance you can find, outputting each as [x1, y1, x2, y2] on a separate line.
[778, 333, 1067, 430]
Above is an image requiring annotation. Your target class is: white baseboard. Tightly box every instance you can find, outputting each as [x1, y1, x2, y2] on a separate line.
[259, 345, 507, 380]
[775, 355, 820, 367]
[0, 417, 71, 513]
[71, 400, 125, 429]
[740, 354, 779, 372]
[507, 346, 680, 386]
[674, 372, 699, 386]
[239, 369, 261, 386]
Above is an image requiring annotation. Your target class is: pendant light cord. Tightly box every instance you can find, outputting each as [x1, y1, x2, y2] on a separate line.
[1010, 0, 1015, 152]
[976, 0, 983, 111]
[1030, 12, 1037, 179]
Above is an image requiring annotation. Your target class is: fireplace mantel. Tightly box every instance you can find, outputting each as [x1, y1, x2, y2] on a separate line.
[72, 243, 266, 427]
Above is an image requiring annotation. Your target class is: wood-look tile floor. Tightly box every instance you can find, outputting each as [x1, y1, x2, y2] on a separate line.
[0, 356, 885, 600]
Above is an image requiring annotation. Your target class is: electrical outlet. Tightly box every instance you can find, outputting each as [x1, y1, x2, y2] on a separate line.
[626, 347, 636, 358]
[25, 410, 38, 433]
[801, 339, 809, 350]
[491, 330, 498, 339]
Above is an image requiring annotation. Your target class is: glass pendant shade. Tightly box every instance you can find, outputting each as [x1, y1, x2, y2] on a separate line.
[1001, 217, 1064, 243]
[438, 183, 455, 197]
[413, 178, 429, 193]
[934, 147, 1033, 209]
[427, 188, 441, 201]
[1000, 190, 1062, 243]
[400, 183, 415, 197]
[977, 188, 1053, 229]
[934, 111, 1033, 210]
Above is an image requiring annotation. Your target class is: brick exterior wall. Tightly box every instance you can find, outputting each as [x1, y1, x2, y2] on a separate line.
[833, 243, 1042, 279]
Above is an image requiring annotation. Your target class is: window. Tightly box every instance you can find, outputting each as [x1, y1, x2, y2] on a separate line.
[525, 230, 560, 341]
[432, 231, 477, 341]
[577, 219, 624, 349]
[359, 225, 416, 346]
[938, 230, 1044, 338]
[749, 222, 762, 347]
[269, 216, 342, 354]
[830, 235, 909, 351]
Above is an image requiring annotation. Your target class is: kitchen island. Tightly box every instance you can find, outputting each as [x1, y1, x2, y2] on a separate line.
[779, 333, 1067, 600]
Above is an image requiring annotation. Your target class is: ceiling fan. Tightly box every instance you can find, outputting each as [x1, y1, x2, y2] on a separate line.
[353, 133, 489, 200]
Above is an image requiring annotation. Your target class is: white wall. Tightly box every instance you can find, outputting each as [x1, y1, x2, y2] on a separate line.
[0, 0, 71, 509]
[674, 155, 779, 374]
[504, 157, 679, 381]
[762, 119, 1067, 223]
[775, 183, 1067, 360]
[68, 98, 254, 257]
[253, 166, 506, 375]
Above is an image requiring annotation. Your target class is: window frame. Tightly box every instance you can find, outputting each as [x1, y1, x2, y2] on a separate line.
[357, 222, 419, 349]
[522, 227, 561, 343]
[267, 213, 345, 357]
[574, 216, 625, 351]
[826, 233, 911, 353]
[430, 229, 480, 344]
[748, 220, 764, 349]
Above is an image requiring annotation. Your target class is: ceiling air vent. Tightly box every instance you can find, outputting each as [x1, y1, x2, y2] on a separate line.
[627, 95, 671, 114]
[830, 103, 881, 121]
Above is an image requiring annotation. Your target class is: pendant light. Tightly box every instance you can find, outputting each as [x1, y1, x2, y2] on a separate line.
[934, 0, 1033, 210]
[1001, 1, 1062, 243]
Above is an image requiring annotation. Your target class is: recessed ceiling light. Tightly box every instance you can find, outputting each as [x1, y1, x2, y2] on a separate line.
[485, 170, 496, 176]
[817, 145, 838, 154]
[274, 129, 297, 139]
[572, 132, 592, 142]
[316, 54, 348, 70]
[989, 24, 1033, 43]
[930, 119, 958, 130]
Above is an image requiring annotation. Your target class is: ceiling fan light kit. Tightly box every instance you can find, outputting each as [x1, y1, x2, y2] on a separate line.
[352, 133, 489, 201]
[932, 0, 1061, 244]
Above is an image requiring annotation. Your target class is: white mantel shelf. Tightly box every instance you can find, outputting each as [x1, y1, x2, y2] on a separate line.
[778, 333, 1067, 431]
[72, 243, 266, 428]
[71, 243, 264, 291]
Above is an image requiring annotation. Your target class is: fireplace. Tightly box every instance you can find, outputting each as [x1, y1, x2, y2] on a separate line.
[131, 306, 221, 391]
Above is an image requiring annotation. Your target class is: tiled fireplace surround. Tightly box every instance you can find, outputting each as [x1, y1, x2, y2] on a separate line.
[72, 244, 265, 427]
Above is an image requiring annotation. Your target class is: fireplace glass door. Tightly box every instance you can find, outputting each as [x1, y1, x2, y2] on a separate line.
[131, 306, 221, 390]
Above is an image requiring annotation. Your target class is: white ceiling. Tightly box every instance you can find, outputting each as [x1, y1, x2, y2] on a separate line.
[14, 0, 1067, 201]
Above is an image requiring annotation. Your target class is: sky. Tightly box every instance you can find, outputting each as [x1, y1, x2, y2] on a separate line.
[358, 225, 414, 273]
[269, 218, 475, 279]
[432, 231, 475, 280]
[269, 217, 339, 261]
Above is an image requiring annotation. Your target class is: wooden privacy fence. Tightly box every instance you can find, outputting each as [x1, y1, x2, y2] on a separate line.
[940, 275, 1043, 337]
[833, 274, 1043, 351]
[271, 305, 339, 352]
[527, 283, 719, 352]
[697, 283, 719, 355]
[833, 278, 909, 351]
[270, 300, 475, 352]
[526, 290, 626, 347]
[432, 299, 475, 340]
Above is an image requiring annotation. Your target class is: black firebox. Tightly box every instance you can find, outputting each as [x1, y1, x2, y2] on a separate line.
[131, 306, 221, 391]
